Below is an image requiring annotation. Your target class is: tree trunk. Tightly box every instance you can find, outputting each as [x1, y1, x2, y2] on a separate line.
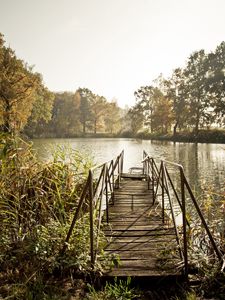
[173, 121, 179, 136]
[83, 122, 86, 134]
[194, 109, 200, 133]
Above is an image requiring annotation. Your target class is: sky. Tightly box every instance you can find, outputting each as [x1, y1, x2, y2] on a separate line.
[0, 0, 225, 108]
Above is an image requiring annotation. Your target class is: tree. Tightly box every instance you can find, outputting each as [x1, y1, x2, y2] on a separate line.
[89, 94, 107, 133]
[126, 103, 144, 134]
[133, 85, 173, 134]
[77, 88, 93, 134]
[0, 33, 54, 135]
[0, 34, 40, 133]
[24, 77, 55, 136]
[104, 100, 122, 134]
[48, 92, 81, 137]
[184, 50, 211, 132]
[151, 92, 174, 134]
[164, 68, 188, 135]
[206, 42, 225, 125]
[134, 86, 155, 132]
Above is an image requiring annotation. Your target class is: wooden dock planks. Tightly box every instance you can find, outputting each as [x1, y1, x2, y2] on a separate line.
[103, 175, 183, 277]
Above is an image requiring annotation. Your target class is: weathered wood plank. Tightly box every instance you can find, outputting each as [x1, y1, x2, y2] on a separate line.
[102, 176, 182, 278]
[105, 243, 177, 251]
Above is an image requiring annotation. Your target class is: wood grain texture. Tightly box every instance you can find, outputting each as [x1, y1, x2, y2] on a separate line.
[102, 175, 183, 278]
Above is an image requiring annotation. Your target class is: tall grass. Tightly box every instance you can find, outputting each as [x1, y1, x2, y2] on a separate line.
[185, 185, 225, 269]
[0, 135, 109, 299]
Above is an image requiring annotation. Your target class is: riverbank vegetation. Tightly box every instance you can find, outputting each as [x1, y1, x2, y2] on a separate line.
[128, 128, 225, 144]
[0, 31, 225, 143]
[0, 137, 224, 299]
[0, 135, 115, 299]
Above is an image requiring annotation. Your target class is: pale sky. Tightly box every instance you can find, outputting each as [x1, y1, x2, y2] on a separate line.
[0, 0, 225, 107]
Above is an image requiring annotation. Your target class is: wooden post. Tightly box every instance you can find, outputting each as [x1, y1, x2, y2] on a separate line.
[61, 176, 90, 254]
[161, 162, 165, 224]
[151, 158, 155, 201]
[105, 166, 109, 223]
[89, 170, 95, 268]
[180, 168, 188, 279]
[121, 150, 124, 173]
[118, 155, 121, 188]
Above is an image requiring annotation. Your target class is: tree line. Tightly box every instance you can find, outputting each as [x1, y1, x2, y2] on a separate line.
[0, 33, 125, 137]
[25, 89, 123, 137]
[0, 31, 225, 138]
[128, 42, 225, 135]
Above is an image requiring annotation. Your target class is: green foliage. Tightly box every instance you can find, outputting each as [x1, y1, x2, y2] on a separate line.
[0, 135, 112, 299]
[86, 277, 139, 300]
[132, 85, 174, 134]
[185, 185, 225, 270]
[26, 88, 123, 138]
[131, 41, 225, 135]
[0, 33, 54, 134]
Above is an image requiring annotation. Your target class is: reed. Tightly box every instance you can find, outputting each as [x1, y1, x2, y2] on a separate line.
[0, 134, 110, 299]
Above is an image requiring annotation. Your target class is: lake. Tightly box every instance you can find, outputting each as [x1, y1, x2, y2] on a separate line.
[32, 138, 225, 193]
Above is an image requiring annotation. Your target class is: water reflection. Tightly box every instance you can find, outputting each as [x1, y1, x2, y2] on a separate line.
[32, 138, 225, 193]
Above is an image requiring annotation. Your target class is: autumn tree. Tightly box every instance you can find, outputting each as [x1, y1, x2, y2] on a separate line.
[89, 94, 107, 133]
[24, 77, 54, 136]
[47, 92, 81, 137]
[134, 86, 156, 132]
[77, 88, 93, 134]
[104, 100, 122, 134]
[126, 103, 144, 134]
[151, 92, 174, 133]
[0, 34, 39, 133]
[0, 33, 54, 135]
[133, 85, 174, 134]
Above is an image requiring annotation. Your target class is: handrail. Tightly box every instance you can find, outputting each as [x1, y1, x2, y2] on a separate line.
[142, 150, 223, 277]
[62, 149, 222, 276]
[61, 150, 124, 267]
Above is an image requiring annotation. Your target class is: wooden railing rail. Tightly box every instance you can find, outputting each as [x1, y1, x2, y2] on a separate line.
[62, 150, 124, 267]
[142, 150, 223, 277]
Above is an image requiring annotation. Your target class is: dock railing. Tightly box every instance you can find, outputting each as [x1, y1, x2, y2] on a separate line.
[62, 150, 124, 266]
[142, 150, 223, 277]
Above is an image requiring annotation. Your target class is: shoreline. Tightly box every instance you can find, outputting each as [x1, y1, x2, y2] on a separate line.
[29, 130, 225, 144]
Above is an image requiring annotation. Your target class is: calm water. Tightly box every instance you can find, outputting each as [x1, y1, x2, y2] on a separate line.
[32, 138, 225, 193]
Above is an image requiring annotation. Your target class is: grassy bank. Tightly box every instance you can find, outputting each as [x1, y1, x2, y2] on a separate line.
[132, 129, 225, 144]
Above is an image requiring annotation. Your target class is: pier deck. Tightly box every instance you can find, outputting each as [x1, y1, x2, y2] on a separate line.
[103, 174, 182, 278]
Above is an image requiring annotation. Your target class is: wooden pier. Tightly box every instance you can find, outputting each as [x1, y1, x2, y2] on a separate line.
[64, 150, 223, 281]
[103, 173, 182, 278]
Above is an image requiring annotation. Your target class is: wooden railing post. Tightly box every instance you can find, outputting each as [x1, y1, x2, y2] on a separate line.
[121, 150, 124, 173]
[143, 150, 223, 278]
[89, 170, 95, 268]
[180, 167, 188, 278]
[151, 158, 155, 201]
[163, 164, 183, 261]
[105, 166, 109, 223]
[61, 176, 90, 254]
[111, 159, 115, 204]
[118, 154, 121, 187]
[161, 162, 165, 224]
[183, 175, 223, 262]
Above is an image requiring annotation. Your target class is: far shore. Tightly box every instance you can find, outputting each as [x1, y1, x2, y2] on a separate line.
[29, 129, 225, 144]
